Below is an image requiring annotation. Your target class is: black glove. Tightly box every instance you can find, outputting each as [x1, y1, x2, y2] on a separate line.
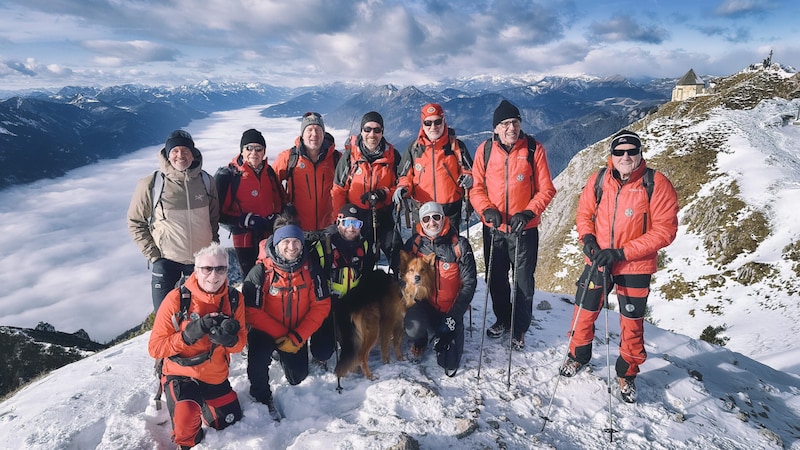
[582, 234, 601, 258]
[593, 248, 625, 268]
[434, 315, 457, 353]
[208, 317, 240, 347]
[360, 189, 387, 206]
[510, 210, 535, 234]
[182, 314, 217, 345]
[483, 208, 502, 228]
[241, 213, 273, 232]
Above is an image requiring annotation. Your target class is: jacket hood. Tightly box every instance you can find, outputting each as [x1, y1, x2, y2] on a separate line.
[158, 145, 204, 179]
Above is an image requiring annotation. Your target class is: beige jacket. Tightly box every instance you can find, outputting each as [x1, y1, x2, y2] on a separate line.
[127, 147, 219, 264]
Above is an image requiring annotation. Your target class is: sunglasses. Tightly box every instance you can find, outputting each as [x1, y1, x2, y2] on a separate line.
[611, 148, 641, 157]
[243, 144, 265, 152]
[421, 214, 442, 223]
[197, 266, 228, 275]
[423, 118, 443, 127]
[362, 126, 383, 134]
[339, 218, 363, 228]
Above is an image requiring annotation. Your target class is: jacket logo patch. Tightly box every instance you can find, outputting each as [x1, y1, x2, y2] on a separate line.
[251, 190, 259, 197]
[195, 194, 205, 201]
[189, 312, 200, 321]
[269, 286, 279, 296]
[625, 208, 634, 217]
[442, 262, 451, 270]
[299, 161, 306, 169]
[356, 168, 363, 175]
[415, 163, 422, 171]
[516, 174, 524, 182]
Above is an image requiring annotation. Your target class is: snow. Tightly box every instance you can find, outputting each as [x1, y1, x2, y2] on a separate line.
[2, 101, 800, 449]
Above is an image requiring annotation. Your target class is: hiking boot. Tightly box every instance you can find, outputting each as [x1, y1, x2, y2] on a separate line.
[486, 321, 509, 338]
[619, 376, 637, 403]
[253, 389, 281, 421]
[559, 357, 584, 378]
[511, 335, 525, 351]
[311, 357, 328, 373]
[407, 344, 425, 363]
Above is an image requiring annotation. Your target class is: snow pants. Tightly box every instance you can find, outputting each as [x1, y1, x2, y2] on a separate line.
[163, 376, 242, 448]
[567, 264, 651, 377]
[404, 301, 465, 372]
[247, 328, 309, 402]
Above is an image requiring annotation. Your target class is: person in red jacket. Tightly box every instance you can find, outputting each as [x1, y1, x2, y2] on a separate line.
[215, 128, 286, 277]
[272, 112, 341, 236]
[394, 103, 474, 230]
[402, 202, 476, 376]
[559, 129, 679, 404]
[242, 221, 331, 420]
[470, 100, 556, 350]
[332, 111, 402, 273]
[148, 242, 246, 449]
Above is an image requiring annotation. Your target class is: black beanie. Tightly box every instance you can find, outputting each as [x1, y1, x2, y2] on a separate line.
[361, 111, 384, 130]
[492, 100, 521, 128]
[240, 128, 266, 151]
[610, 130, 642, 152]
[164, 129, 195, 153]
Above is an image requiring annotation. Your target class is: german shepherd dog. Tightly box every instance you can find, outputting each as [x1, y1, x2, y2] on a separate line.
[334, 268, 412, 379]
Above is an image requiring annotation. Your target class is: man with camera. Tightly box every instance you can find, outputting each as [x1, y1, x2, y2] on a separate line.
[148, 242, 246, 449]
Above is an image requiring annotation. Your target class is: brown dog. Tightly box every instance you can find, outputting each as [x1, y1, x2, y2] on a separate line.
[334, 268, 413, 379]
[398, 250, 436, 306]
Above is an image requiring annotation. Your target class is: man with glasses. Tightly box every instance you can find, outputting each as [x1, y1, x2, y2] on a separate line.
[559, 129, 678, 404]
[128, 129, 219, 312]
[470, 100, 556, 351]
[309, 203, 375, 366]
[215, 128, 286, 278]
[395, 103, 474, 230]
[149, 242, 246, 449]
[332, 111, 403, 273]
[273, 112, 341, 236]
[402, 202, 476, 376]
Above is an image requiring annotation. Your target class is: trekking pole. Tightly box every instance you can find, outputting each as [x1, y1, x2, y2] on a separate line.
[390, 201, 403, 276]
[601, 267, 618, 442]
[476, 228, 496, 382]
[540, 263, 599, 432]
[464, 193, 473, 338]
[506, 231, 521, 389]
[371, 203, 379, 268]
[331, 308, 344, 394]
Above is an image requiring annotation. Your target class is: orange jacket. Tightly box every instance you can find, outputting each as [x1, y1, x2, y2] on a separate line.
[404, 218, 477, 317]
[397, 128, 472, 205]
[331, 135, 400, 212]
[576, 158, 679, 275]
[148, 274, 246, 385]
[243, 237, 331, 342]
[272, 136, 341, 231]
[470, 134, 556, 234]
[218, 155, 285, 247]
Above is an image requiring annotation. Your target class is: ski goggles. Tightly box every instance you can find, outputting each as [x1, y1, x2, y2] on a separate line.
[339, 218, 364, 229]
[421, 214, 443, 224]
[197, 266, 228, 275]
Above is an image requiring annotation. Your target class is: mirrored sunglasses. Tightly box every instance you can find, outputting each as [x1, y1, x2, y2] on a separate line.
[339, 218, 363, 228]
[423, 118, 443, 127]
[362, 126, 383, 134]
[244, 144, 265, 152]
[197, 266, 228, 275]
[421, 214, 442, 223]
[611, 148, 641, 157]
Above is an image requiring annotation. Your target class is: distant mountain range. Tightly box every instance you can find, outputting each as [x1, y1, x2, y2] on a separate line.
[1, 75, 672, 189]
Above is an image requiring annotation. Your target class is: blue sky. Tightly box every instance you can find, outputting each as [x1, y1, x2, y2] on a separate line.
[1, 0, 798, 89]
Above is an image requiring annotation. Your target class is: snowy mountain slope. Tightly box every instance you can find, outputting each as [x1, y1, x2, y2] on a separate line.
[1, 284, 798, 450]
[536, 65, 800, 375]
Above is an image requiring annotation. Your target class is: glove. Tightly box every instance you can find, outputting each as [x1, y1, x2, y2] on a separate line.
[360, 189, 387, 206]
[208, 317, 240, 347]
[509, 210, 535, 234]
[275, 331, 304, 354]
[483, 208, 502, 228]
[582, 234, 601, 258]
[241, 213, 273, 232]
[182, 314, 217, 346]
[457, 174, 473, 189]
[593, 248, 625, 268]
[392, 186, 408, 204]
[434, 316, 457, 353]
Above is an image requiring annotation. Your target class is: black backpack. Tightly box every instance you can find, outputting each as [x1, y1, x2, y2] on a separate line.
[593, 166, 655, 207]
[480, 135, 536, 172]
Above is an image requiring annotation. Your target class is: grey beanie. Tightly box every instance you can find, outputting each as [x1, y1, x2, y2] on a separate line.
[301, 112, 325, 135]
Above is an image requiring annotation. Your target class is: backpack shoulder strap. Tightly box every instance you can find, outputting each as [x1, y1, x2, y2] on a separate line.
[451, 234, 462, 260]
[200, 170, 213, 197]
[594, 167, 608, 208]
[286, 148, 300, 180]
[526, 135, 537, 167]
[227, 286, 239, 314]
[643, 168, 656, 202]
[481, 139, 492, 169]
[170, 282, 193, 332]
[264, 164, 287, 205]
[150, 170, 165, 227]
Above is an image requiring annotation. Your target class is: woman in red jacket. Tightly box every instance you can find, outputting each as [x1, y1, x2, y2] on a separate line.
[148, 242, 246, 449]
[242, 221, 331, 420]
[560, 130, 679, 404]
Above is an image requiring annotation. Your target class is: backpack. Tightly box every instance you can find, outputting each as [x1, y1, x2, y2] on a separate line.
[215, 162, 284, 228]
[593, 166, 655, 208]
[480, 135, 536, 175]
[150, 169, 213, 227]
